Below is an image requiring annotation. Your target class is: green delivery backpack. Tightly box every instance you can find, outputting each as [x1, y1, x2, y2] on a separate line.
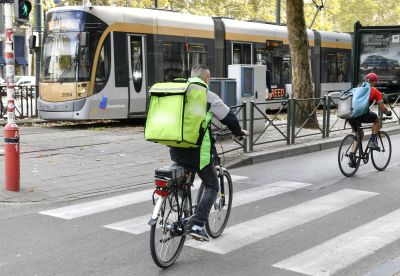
[145, 78, 208, 148]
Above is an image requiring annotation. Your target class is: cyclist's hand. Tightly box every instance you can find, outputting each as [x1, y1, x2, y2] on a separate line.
[386, 110, 392, 116]
[235, 130, 249, 140]
[237, 129, 249, 137]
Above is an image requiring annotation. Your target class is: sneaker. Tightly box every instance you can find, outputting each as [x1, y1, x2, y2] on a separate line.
[190, 225, 209, 242]
[348, 152, 357, 168]
[367, 139, 380, 151]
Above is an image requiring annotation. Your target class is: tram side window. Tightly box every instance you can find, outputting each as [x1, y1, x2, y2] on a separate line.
[113, 32, 129, 87]
[232, 43, 252, 64]
[186, 44, 207, 74]
[337, 53, 350, 82]
[271, 54, 291, 85]
[321, 49, 351, 83]
[131, 36, 143, 92]
[163, 42, 184, 82]
[94, 34, 111, 94]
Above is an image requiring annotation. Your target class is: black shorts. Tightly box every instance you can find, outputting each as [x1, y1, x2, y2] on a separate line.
[348, 111, 378, 131]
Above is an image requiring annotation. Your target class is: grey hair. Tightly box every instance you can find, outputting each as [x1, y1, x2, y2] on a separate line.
[190, 64, 210, 81]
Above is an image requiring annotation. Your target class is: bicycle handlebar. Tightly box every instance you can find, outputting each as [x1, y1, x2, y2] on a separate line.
[212, 129, 247, 141]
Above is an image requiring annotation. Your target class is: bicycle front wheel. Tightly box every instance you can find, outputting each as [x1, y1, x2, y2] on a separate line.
[150, 193, 186, 268]
[205, 169, 233, 238]
[371, 131, 392, 171]
[338, 134, 361, 177]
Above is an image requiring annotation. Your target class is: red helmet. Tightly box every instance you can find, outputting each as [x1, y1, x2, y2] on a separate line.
[365, 72, 379, 83]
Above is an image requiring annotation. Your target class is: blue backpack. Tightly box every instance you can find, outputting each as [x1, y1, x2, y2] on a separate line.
[337, 82, 371, 119]
[351, 82, 371, 118]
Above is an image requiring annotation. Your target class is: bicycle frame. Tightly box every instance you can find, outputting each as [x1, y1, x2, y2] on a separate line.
[353, 129, 371, 164]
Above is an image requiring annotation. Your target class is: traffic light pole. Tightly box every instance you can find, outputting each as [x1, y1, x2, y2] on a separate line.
[3, 2, 20, 192]
[33, 0, 42, 100]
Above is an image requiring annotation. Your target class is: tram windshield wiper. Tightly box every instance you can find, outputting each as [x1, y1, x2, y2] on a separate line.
[58, 57, 78, 84]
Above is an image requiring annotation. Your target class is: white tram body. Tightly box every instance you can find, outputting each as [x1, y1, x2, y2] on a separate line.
[37, 6, 352, 120]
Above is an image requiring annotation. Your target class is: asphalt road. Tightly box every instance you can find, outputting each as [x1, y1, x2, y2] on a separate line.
[1, 133, 400, 276]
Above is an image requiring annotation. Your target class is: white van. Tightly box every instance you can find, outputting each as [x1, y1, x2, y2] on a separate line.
[15, 76, 36, 86]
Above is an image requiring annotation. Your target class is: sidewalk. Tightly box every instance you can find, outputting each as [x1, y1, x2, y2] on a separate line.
[0, 119, 399, 203]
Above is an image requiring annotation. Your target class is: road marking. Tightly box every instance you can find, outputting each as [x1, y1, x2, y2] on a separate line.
[38, 175, 248, 219]
[273, 208, 400, 276]
[104, 181, 311, 235]
[185, 189, 378, 254]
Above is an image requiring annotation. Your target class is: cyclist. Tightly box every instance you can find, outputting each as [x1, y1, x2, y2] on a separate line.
[169, 64, 248, 241]
[348, 72, 392, 167]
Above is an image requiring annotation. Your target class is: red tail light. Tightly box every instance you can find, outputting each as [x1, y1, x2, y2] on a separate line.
[155, 179, 168, 187]
[155, 189, 169, 197]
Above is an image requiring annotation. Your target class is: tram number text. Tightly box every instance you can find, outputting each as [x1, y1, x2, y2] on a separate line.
[270, 88, 285, 98]
[62, 93, 73, 97]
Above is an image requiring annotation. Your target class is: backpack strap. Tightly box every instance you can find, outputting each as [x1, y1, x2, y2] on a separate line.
[188, 77, 208, 90]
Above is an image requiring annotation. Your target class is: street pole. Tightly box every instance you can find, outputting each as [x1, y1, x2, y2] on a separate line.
[276, 0, 281, 25]
[3, 1, 20, 192]
[34, 0, 41, 97]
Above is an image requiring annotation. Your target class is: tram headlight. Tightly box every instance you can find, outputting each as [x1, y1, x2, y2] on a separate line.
[78, 88, 88, 98]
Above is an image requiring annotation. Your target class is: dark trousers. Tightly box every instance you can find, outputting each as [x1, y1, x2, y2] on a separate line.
[170, 147, 219, 226]
[194, 164, 219, 226]
[348, 111, 378, 131]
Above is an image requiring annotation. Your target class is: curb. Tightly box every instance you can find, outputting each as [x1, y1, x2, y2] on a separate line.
[0, 118, 47, 126]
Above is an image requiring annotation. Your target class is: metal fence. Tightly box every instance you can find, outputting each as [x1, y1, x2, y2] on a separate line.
[248, 99, 290, 151]
[289, 97, 326, 144]
[1, 86, 38, 119]
[211, 102, 247, 157]
[245, 93, 400, 153]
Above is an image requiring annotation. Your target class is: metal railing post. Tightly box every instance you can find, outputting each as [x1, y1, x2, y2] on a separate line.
[286, 99, 291, 145]
[322, 96, 327, 138]
[249, 101, 254, 152]
[242, 101, 247, 153]
[326, 95, 332, 137]
[290, 98, 296, 144]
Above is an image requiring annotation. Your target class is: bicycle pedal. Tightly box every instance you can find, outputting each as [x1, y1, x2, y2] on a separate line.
[191, 235, 209, 242]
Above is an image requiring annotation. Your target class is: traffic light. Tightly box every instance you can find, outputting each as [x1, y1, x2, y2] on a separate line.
[14, 0, 32, 23]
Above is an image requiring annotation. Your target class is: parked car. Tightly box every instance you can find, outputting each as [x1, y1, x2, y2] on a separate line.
[15, 76, 36, 86]
[361, 55, 399, 69]
[15, 76, 37, 97]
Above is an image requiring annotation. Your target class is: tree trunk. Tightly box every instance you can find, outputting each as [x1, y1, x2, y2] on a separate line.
[286, 0, 318, 128]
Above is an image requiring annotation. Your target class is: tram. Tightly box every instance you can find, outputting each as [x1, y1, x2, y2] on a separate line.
[37, 6, 352, 120]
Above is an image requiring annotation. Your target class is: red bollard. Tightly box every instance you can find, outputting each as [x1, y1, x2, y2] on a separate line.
[4, 123, 20, 192]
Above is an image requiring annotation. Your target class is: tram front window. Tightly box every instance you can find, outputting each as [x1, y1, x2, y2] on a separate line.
[42, 32, 80, 83]
[41, 11, 105, 83]
[42, 31, 100, 83]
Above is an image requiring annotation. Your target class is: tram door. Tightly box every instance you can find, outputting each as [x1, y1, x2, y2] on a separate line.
[128, 35, 147, 113]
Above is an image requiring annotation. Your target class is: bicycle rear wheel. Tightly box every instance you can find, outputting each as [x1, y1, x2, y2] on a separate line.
[205, 169, 233, 238]
[338, 134, 361, 177]
[371, 131, 392, 171]
[150, 193, 186, 268]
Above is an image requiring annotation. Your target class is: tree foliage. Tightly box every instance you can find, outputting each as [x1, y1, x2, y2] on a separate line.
[304, 0, 400, 32]
[43, 0, 399, 32]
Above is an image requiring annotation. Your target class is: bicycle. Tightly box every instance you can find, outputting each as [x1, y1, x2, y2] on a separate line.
[338, 115, 392, 177]
[148, 134, 235, 268]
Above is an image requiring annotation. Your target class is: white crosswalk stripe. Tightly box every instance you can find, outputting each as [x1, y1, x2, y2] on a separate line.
[41, 177, 400, 275]
[185, 189, 378, 254]
[38, 175, 248, 219]
[272, 208, 400, 276]
[104, 181, 311, 234]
